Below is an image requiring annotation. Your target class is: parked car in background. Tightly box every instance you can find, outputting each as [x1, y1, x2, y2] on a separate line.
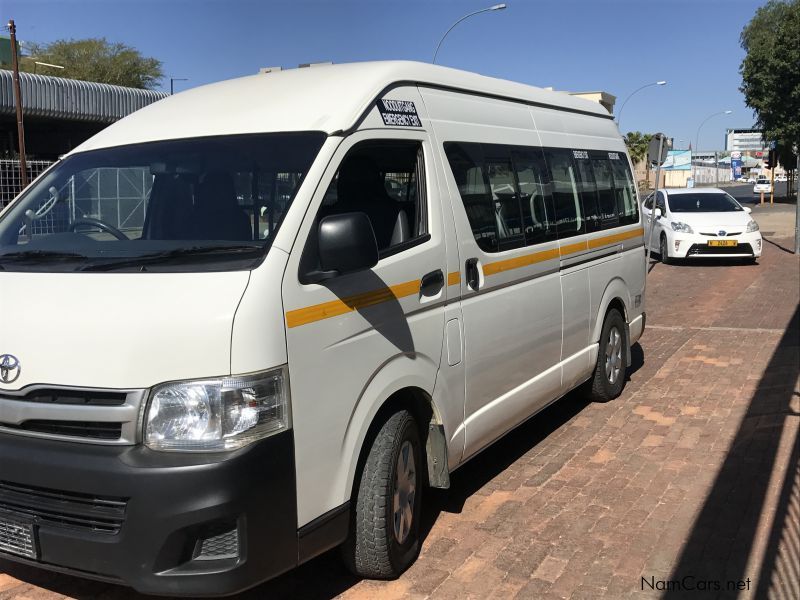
[642, 188, 762, 263]
[753, 177, 772, 194]
[775, 173, 787, 182]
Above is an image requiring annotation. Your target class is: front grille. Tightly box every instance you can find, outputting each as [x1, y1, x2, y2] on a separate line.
[699, 231, 743, 237]
[0, 389, 127, 406]
[3, 420, 123, 440]
[0, 481, 127, 534]
[0, 517, 36, 558]
[687, 243, 753, 256]
[195, 525, 240, 561]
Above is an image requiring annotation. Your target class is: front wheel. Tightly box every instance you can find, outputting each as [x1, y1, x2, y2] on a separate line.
[659, 235, 672, 264]
[342, 410, 422, 579]
[587, 309, 628, 402]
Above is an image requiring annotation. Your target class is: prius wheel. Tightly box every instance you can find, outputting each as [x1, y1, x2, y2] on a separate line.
[659, 235, 672, 264]
[588, 309, 627, 402]
[342, 410, 422, 579]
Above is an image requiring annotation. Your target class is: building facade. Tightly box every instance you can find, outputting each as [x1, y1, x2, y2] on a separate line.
[725, 128, 765, 152]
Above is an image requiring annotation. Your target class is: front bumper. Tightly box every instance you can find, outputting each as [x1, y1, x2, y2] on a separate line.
[669, 231, 762, 259]
[0, 430, 298, 596]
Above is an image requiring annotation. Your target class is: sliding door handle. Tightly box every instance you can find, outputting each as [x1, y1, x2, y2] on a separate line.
[420, 269, 444, 297]
[465, 258, 480, 290]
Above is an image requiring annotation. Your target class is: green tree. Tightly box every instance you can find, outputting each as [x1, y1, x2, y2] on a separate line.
[20, 38, 163, 89]
[740, 0, 800, 147]
[623, 131, 652, 165]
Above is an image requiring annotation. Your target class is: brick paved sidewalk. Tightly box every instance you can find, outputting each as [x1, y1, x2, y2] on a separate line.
[2, 239, 798, 600]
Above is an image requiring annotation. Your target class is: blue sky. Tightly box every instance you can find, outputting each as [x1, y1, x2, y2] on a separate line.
[3, 0, 768, 150]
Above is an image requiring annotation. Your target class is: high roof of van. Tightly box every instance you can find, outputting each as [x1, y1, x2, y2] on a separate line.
[74, 60, 611, 153]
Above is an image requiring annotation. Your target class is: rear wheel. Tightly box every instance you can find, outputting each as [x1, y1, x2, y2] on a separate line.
[588, 309, 627, 402]
[342, 410, 422, 579]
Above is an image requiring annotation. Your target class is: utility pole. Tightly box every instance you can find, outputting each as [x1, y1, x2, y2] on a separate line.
[795, 148, 799, 255]
[8, 19, 28, 188]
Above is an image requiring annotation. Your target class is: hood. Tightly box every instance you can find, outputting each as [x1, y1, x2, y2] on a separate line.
[670, 211, 753, 230]
[0, 271, 250, 392]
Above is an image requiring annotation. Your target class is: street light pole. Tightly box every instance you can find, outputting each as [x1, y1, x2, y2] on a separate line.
[7, 19, 27, 188]
[170, 77, 188, 95]
[616, 80, 666, 129]
[433, 4, 507, 64]
[693, 110, 732, 183]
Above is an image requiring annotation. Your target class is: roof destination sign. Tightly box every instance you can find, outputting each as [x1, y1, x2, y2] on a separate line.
[377, 99, 422, 127]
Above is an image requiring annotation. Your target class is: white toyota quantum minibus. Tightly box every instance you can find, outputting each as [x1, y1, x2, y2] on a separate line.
[0, 61, 645, 596]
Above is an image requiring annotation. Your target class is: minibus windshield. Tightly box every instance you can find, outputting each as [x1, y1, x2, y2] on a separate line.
[0, 132, 325, 272]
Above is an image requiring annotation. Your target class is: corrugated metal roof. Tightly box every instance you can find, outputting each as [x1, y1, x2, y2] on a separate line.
[0, 70, 168, 123]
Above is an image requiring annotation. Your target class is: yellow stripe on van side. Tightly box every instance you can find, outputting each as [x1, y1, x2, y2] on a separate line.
[285, 227, 644, 328]
[482, 247, 561, 276]
[586, 227, 643, 249]
[285, 279, 421, 328]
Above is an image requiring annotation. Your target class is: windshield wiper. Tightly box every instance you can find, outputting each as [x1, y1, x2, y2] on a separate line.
[80, 245, 264, 271]
[0, 250, 88, 263]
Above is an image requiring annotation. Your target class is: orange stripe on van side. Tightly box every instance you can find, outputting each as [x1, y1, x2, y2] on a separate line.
[285, 279, 421, 328]
[285, 227, 644, 328]
[586, 227, 643, 249]
[482, 247, 560, 276]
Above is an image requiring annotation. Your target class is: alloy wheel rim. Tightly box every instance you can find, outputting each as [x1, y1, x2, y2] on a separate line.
[392, 440, 416, 544]
[605, 326, 623, 384]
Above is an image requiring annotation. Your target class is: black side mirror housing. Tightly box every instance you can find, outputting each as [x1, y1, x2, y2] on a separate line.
[305, 212, 379, 283]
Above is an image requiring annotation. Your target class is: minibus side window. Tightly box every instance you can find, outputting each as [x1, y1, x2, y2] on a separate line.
[542, 148, 584, 238]
[484, 150, 526, 251]
[511, 149, 557, 245]
[443, 142, 498, 252]
[609, 155, 639, 226]
[590, 156, 619, 228]
[312, 140, 428, 259]
[573, 154, 602, 233]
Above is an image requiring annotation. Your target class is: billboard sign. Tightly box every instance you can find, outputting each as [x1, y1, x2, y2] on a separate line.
[731, 158, 743, 179]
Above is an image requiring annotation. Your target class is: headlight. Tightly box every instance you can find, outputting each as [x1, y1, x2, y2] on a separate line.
[746, 219, 760, 232]
[145, 367, 290, 451]
[670, 221, 693, 233]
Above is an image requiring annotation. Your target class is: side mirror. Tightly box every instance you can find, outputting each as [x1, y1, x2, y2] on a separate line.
[744, 206, 752, 214]
[305, 212, 379, 283]
[654, 208, 663, 219]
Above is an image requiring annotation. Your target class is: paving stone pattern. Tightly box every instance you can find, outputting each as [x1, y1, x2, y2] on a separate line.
[1, 240, 798, 600]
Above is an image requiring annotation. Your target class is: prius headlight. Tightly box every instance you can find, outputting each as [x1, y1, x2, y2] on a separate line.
[670, 221, 693, 233]
[145, 367, 290, 451]
[746, 219, 760, 232]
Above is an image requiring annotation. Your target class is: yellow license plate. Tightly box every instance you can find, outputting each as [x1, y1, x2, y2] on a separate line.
[709, 240, 738, 247]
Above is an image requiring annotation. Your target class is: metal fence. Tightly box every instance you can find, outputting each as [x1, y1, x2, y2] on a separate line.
[0, 159, 55, 208]
[1, 160, 152, 236]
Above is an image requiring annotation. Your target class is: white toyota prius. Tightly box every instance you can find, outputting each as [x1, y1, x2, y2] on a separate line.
[642, 188, 762, 263]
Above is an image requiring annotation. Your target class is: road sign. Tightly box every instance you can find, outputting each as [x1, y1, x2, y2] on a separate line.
[647, 133, 669, 166]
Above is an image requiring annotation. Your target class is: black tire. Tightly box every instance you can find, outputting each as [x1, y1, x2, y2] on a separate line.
[659, 234, 672, 264]
[588, 309, 628, 402]
[342, 410, 422, 579]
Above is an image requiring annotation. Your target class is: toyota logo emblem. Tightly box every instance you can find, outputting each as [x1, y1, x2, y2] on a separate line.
[0, 354, 21, 384]
[718, 230, 727, 237]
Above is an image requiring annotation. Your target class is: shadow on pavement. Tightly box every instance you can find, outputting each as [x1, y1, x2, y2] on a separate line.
[664, 305, 800, 598]
[762, 236, 796, 255]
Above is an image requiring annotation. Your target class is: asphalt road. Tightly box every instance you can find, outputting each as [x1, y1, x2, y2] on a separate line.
[718, 181, 791, 204]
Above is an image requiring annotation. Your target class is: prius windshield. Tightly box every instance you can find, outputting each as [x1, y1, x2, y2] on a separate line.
[668, 192, 744, 213]
[0, 132, 325, 272]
